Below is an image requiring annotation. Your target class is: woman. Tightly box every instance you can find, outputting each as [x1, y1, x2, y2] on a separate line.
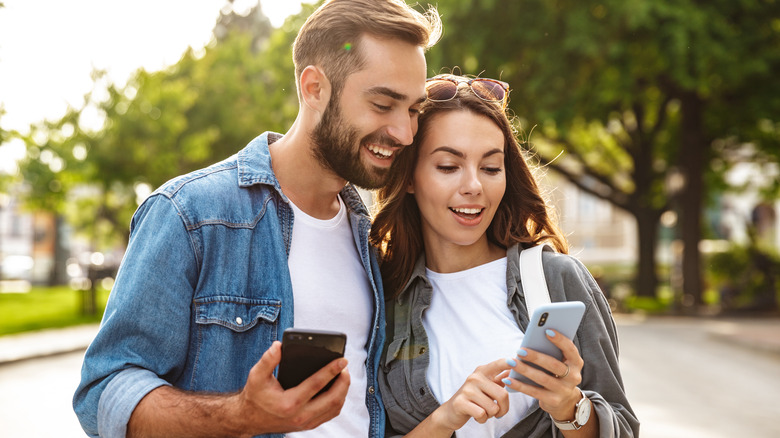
[370, 74, 639, 437]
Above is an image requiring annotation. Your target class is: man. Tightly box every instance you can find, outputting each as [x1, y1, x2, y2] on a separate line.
[73, 1, 441, 437]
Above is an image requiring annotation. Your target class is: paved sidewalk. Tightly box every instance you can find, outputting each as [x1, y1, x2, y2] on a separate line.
[1, 314, 779, 366]
[613, 313, 780, 356]
[0, 324, 99, 365]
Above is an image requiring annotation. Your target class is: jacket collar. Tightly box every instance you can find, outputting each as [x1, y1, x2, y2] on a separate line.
[235, 131, 369, 217]
[237, 132, 283, 190]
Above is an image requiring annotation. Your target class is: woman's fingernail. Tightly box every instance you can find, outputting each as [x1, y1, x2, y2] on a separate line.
[506, 358, 517, 367]
[502, 378, 512, 386]
[546, 329, 556, 337]
[517, 349, 528, 357]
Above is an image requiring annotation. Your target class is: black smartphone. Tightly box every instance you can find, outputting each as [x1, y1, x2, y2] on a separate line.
[277, 328, 347, 396]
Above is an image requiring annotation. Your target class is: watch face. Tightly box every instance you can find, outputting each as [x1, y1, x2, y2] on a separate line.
[576, 397, 592, 424]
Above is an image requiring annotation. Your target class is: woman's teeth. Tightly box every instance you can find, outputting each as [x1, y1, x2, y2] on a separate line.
[450, 207, 482, 215]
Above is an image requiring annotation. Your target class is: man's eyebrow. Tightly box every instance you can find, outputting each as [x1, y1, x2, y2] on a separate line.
[367, 86, 409, 101]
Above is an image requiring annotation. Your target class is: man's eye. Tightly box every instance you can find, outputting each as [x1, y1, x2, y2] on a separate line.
[373, 103, 391, 111]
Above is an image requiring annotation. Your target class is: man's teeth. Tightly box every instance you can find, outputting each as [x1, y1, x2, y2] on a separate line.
[451, 207, 482, 215]
[368, 144, 393, 158]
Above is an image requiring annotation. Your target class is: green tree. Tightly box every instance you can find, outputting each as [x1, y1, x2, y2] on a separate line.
[14, 2, 304, 311]
[427, 0, 780, 307]
[17, 2, 298, 247]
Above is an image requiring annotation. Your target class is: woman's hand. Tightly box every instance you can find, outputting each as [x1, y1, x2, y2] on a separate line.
[410, 358, 512, 436]
[501, 329, 584, 422]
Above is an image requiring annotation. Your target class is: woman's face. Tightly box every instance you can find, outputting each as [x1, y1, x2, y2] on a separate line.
[409, 110, 506, 252]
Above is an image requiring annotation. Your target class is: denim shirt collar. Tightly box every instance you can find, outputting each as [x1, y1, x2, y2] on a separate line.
[237, 132, 284, 191]
[236, 131, 370, 218]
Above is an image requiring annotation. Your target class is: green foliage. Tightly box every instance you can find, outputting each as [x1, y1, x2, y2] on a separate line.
[430, 0, 779, 199]
[15, 5, 301, 248]
[0, 286, 110, 335]
[708, 240, 780, 311]
[428, 0, 780, 300]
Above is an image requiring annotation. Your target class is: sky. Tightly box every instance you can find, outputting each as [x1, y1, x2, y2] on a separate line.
[0, 0, 313, 172]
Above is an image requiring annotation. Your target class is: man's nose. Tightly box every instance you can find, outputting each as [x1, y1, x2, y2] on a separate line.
[386, 111, 415, 146]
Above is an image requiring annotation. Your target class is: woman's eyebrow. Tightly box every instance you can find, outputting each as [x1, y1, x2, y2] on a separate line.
[431, 146, 464, 158]
[430, 146, 504, 159]
[482, 149, 504, 158]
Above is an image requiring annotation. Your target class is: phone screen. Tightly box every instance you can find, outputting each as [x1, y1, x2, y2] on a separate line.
[277, 328, 347, 395]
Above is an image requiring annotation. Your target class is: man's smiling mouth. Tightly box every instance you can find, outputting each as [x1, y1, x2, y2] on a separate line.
[367, 143, 393, 159]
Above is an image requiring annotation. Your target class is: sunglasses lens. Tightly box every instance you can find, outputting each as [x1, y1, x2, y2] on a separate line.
[426, 80, 458, 101]
[471, 80, 506, 102]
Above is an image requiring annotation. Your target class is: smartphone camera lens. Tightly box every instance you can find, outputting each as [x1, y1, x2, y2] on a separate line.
[538, 312, 549, 327]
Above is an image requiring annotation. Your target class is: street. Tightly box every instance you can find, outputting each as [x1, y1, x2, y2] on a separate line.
[0, 316, 779, 437]
[616, 314, 780, 437]
[0, 350, 86, 437]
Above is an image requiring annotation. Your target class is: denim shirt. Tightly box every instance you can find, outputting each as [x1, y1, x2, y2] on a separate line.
[73, 132, 387, 438]
[380, 244, 639, 437]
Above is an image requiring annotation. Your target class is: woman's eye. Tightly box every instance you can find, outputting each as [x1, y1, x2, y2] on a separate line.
[436, 165, 457, 173]
[483, 167, 503, 175]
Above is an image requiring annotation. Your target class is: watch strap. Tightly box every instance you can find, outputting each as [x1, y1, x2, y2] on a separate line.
[552, 391, 591, 430]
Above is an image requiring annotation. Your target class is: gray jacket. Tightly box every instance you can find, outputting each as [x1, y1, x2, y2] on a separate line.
[379, 244, 639, 437]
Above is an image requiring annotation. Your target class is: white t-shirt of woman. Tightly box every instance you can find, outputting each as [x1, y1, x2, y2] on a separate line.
[423, 257, 534, 437]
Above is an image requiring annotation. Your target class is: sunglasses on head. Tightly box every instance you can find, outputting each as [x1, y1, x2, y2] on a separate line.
[425, 74, 510, 108]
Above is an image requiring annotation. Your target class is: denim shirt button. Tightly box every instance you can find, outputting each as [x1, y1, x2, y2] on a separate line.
[368, 386, 375, 394]
[235, 317, 243, 325]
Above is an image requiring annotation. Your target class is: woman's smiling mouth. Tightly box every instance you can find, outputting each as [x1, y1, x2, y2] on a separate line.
[450, 206, 484, 220]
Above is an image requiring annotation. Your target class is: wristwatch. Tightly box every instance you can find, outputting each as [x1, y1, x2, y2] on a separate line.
[552, 391, 592, 430]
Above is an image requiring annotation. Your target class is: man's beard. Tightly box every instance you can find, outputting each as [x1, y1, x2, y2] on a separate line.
[310, 99, 396, 190]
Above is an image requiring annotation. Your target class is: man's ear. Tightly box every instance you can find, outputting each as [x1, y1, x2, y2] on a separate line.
[299, 65, 331, 113]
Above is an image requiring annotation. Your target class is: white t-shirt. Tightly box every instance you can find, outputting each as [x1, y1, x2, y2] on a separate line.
[423, 258, 534, 437]
[286, 195, 372, 437]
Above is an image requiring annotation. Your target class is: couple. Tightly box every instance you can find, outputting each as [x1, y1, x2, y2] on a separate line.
[73, 1, 638, 437]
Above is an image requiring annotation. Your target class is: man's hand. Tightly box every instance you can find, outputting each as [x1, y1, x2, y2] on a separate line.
[127, 341, 350, 438]
[236, 340, 351, 434]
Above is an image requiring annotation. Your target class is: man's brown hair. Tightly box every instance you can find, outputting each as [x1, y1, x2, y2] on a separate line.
[293, 0, 442, 98]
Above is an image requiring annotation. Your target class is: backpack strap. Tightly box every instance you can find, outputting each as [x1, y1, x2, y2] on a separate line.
[519, 244, 553, 317]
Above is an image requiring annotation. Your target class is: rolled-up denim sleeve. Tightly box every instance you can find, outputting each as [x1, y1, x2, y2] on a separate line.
[73, 193, 199, 437]
[96, 368, 170, 438]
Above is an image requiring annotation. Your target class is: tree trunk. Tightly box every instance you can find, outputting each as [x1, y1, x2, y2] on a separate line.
[634, 208, 660, 297]
[679, 92, 706, 310]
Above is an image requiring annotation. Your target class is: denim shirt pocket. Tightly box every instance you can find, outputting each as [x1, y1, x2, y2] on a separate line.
[191, 296, 282, 391]
[195, 296, 281, 332]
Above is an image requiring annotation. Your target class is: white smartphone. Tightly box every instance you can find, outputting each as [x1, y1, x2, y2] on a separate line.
[508, 301, 586, 389]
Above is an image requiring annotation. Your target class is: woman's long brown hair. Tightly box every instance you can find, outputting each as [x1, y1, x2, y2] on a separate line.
[370, 86, 568, 299]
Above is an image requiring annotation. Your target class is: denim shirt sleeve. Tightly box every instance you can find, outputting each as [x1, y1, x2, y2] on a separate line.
[73, 193, 200, 437]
